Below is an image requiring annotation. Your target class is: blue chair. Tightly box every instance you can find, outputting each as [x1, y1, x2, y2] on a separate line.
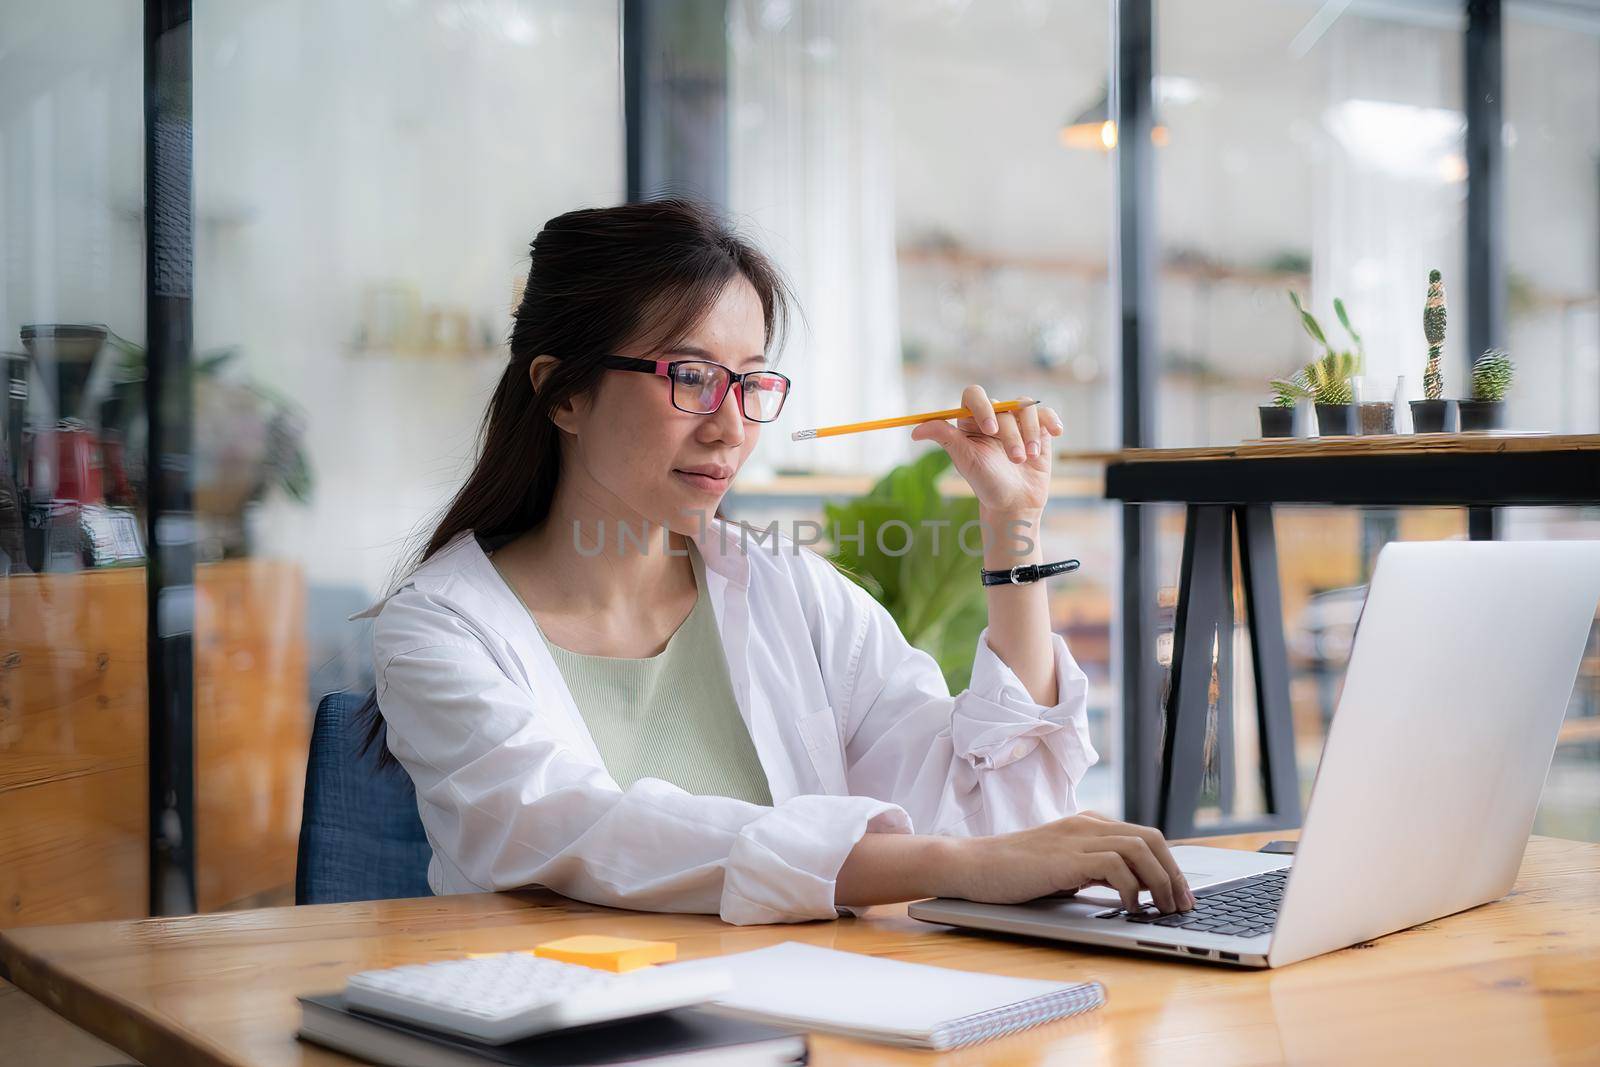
[296, 690, 433, 904]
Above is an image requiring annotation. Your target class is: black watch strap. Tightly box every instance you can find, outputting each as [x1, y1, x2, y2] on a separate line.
[980, 558, 1082, 586]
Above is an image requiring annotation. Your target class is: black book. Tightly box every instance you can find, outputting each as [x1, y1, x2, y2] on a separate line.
[298, 994, 808, 1067]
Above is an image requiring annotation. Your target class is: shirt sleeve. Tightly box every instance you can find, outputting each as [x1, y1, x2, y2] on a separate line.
[796, 547, 1098, 838]
[372, 593, 910, 926]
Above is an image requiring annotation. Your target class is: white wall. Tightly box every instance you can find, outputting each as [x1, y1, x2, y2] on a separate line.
[192, 0, 624, 595]
[0, 2, 146, 415]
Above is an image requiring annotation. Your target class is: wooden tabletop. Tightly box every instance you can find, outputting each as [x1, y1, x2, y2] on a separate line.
[3, 831, 1598, 1066]
[1061, 433, 1600, 506]
[1059, 431, 1600, 465]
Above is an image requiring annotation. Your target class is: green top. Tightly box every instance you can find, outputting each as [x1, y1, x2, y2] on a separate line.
[490, 542, 773, 806]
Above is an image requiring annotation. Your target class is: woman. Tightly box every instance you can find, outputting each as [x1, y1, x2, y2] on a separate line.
[355, 198, 1195, 925]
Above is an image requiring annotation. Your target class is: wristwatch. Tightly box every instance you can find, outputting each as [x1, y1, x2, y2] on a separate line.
[979, 558, 1082, 587]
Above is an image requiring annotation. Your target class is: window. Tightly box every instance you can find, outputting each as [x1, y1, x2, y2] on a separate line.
[189, 0, 625, 907]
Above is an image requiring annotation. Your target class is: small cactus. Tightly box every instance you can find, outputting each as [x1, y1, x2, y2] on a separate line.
[1304, 350, 1358, 405]
[1470, 348, 1514, 401]
[1423, 269, 1446, 400]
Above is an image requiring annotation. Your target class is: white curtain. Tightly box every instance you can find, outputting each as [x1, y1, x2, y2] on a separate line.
[728, 0, 909, 478]
[1312, 15, 1466, 411]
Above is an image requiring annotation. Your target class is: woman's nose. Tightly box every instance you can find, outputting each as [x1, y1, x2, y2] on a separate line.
[706, 385, 747, 442]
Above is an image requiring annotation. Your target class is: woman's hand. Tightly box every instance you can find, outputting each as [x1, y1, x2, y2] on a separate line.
[908, 384, 1064, 517]
[948, 811, 1195, 914]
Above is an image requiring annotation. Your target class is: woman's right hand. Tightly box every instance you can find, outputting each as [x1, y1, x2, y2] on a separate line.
[950, 811, 1195, 914]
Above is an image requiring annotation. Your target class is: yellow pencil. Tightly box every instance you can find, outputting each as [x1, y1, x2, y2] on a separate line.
[791, 398, 1040, 441]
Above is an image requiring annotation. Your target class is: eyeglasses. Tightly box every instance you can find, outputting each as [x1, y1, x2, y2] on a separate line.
[601, 355, 791, 423]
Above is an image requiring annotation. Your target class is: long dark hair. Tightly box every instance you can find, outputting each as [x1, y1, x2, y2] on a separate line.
[355, 198, 794, 767]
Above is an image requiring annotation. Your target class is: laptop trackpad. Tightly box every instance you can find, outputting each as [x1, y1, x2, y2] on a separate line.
[1063, 845, 1292, 908]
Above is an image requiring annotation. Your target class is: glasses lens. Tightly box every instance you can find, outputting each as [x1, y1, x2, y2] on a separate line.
[671, 361, 730, 414]
[740, 372, 789, 422]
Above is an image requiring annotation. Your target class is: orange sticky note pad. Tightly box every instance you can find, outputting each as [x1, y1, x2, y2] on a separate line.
[532, 935, 677, 972]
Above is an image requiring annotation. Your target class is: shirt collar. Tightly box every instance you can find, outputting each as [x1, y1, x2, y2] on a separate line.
[689, 514, 752, 591]
[348, 514, 752, 622]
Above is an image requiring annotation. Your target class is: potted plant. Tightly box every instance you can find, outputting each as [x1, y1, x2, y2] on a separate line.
[1304, 350, 1360, 435]
[1411, 269, 1458, 433]
[1260, 374, 1308, 437]
[105, 333, 314, 557]
[1460, 348, 1514, 431]
[823, 448, 987, 693]
[1330, 299, 1394, 434]
[1289, 291, 1363, 435]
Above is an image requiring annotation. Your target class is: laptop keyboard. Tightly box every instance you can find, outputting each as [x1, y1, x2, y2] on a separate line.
[1094, 868, 1287, 938]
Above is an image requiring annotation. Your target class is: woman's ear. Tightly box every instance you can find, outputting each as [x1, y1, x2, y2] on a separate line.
[529, 354, 559, 395]
[530, 354, 584, 436]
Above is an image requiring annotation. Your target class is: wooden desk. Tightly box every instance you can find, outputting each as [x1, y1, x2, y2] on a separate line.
[3, 832, 1598, 1066]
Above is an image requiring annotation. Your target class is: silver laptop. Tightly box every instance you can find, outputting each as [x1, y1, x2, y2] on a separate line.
[910, 540, 1600, 968]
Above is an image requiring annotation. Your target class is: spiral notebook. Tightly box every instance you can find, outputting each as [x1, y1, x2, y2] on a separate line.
[672, 942, 1104, 1051]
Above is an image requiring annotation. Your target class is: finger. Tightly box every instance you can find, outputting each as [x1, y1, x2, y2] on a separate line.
[1101, 835, 1177, 913]
[1040, 404, 1064, 436]
[962, 384, 998, 436]
[1064, 813, 1185, 909]
[996, 410, 1026, 463]
[909, 419, 960, 448]
[1100, 820, 1191, 909]
[1016, 398, 1043, 459]
[1081, 852, 1142, 914]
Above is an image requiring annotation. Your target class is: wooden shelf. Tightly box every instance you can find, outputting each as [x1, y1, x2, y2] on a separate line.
[903, 359, 1271, 394]
[728, 472, 1104, 500]
[898, 244, 1313, 288]
[1559, 717, 1600, 746]
[342, 345, 503, 361]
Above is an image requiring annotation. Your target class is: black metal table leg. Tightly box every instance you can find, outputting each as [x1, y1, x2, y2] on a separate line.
[1215, 522, 1236, 818]
[1158, 505, 1231, 836]
[1237, 504, 1301, 829]
[1469, 506, 1501, 541]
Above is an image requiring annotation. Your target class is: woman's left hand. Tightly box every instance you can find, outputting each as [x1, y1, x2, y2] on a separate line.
[909, 385, 1064, 515]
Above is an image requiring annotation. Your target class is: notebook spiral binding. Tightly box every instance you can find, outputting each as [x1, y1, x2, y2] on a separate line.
[929, 981, 1106, 1051]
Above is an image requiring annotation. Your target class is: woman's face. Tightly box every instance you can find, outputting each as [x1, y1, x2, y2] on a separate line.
[558, 276, 771, 539]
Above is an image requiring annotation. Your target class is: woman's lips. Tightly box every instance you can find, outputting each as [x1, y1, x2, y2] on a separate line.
[673, 469, 731, 493]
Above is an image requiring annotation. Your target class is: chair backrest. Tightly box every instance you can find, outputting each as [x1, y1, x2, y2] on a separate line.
[296, 690, 433, 904]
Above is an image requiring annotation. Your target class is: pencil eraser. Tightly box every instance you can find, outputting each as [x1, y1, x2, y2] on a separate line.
[532, 935, 677, 972]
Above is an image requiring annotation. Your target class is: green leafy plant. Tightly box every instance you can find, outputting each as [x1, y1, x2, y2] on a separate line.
[1268, 371, 1311, 409]
[1423, 269, 1447, 400]
[106, 332, 314, 504]
[823, 448, 988, 693]
[1334, 298, 1364, 362]
[1289, 290, 1331, 354]
[1470, 348, 1515, 402]
[1288, 291, 1364, 404]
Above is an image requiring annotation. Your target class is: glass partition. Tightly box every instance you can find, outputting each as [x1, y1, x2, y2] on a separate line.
[188, 0, 624, 908]
[0, 0, 150, 923]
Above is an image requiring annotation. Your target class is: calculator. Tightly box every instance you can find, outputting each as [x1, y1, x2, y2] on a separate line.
[343, 952, 732, 1045]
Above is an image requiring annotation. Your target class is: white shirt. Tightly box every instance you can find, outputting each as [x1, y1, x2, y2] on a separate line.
[352, 517, 1097, 925]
